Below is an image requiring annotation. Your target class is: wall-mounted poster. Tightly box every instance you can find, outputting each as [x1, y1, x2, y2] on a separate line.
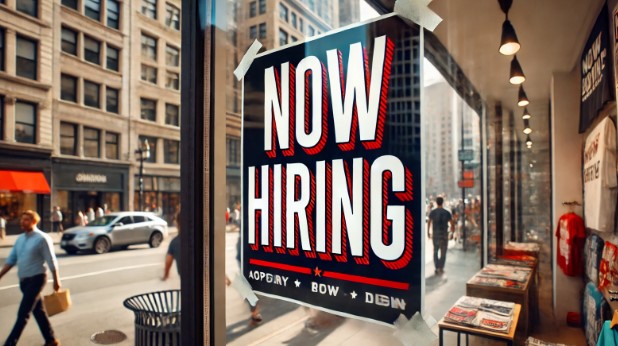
[241, 13, 423, 325]
[580, 4, 613, 133]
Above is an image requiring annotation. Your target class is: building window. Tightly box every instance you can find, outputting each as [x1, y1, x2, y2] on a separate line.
[258, 0, 265, 14]
[141, 64, 157, 84]
[141, 34, 157, 60]
[139, 135, 157, 163]
[249, 25, 257, 39]
[60, 122, 77, 155]
[299, 18, 304, 32]
[279, 29, 288, 46]
[141, 98, 156, 121]
[0, 96, 4, 140]
[105, 132, 119, 159]
[308, 25, 315, 36]
[165, 103, 179, 126]
[165, 3, 180, 30]
[259, 23, 266, 39]
[165, 45, 179, 67]
[61, 74, 78, 102]
[85, 0, 101, 21]
[249, 1, 256, 17]
[0, 28, 4, 71]
[107, 0, 120, 29]
[17, 0, 38, 17]
[165, 72, 179, 90]
[83, 127, 100, 158]
[84, 80, 100, 108]
[62, 0, 77, 10]
[227, 137, 240, 166]
[16, 36, 37, 80]
[279, 3, 288, 21]
[106, 45, 119, 71]
[291, 12, 297, 28]
[291, 36, 297, 42]
[61, 27, 77, 56]
[141, 0, 156, 19]
[106, 87, 119, 113]
[164, 139, 179, 164]
[15, 101, 36, 144]
[84, 36, 101, 65]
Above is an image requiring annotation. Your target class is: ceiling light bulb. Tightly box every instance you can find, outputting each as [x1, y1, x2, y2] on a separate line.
[522, 107, 531, 120]
[510, 55, 526, 85]
[499, 20, 520, 55]
[523, 119, 531, 134]
[518, 85, 529, 107]
[525, 135, 532, 146]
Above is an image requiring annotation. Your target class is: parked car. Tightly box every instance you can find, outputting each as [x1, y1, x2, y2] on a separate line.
[60, 211, 168, 254]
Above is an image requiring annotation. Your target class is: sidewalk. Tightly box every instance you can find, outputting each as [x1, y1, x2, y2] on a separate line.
[0, 227, 178, 248]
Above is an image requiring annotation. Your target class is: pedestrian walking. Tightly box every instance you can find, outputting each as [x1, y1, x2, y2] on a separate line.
[0, 210, 62, 346]
[76, 211, 87, 226]
[86, 208, 95, 223]
[163, 211, 180, 281]
[427, 197, 454, 275]
[95, 207, 104, 219]
[51, 206, 63, 233]
[0, 215, 6, 240]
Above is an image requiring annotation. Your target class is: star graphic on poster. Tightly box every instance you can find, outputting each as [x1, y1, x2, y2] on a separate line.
[313, 266, 322, 277]
[350, 291, 358, 299]
[294, 279, 301, 287]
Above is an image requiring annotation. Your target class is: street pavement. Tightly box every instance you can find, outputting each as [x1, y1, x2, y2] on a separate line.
[0, 227, 482, 345]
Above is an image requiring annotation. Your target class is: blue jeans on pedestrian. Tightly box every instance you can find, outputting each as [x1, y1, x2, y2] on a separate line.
[433, 234, 448, 271]
[4, 274, 56, 346]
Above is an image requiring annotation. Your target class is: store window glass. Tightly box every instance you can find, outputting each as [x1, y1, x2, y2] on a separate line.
[60, 122, 77, 155]
[84, 80, 100, 108]
[142, 0, 157, 19]
[16, 0, 38, 17]
[15, 101, 36, 144]
[141, 98, 156, 121]
[84, 0, 101, 21]
[83, 127, 100, 158]
[61, 27, 77, 56]
[164, 139, 179, 164]
[139, 135, 157, 163]
[61, 74, 78, 102]
[107, 0, 120, 29]
[84, 35, 101, 65]
[105, 132, 119, 159]
[16, 36, 37, 80]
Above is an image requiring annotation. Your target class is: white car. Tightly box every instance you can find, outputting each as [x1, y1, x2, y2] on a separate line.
[60, 211, 168, 254]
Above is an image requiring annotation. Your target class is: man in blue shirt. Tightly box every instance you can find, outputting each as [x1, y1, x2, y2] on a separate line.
[0, 210, 62, 346]
[427, 197, 454, 276]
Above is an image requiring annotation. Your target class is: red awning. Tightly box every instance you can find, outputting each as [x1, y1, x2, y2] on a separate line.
[0, 171, 51, 194]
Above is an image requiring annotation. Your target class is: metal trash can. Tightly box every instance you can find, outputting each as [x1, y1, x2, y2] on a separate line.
[123, 290, 181, 346]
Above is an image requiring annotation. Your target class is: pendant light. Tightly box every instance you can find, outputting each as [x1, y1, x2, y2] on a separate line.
[526, 135, 532, 148]
[500, 20, 520, 55]
[510, 55, 526, 84]
[523, 119, 532, 134]
[522, 107, 531, 120]
[518, 85, 529, 106]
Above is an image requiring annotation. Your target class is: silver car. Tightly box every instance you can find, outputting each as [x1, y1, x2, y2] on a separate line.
[60, 212, 168, 254]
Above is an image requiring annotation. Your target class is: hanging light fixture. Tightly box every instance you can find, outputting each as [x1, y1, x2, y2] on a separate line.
[522, 107, 531, 120]
[523, 119, 532, 134]
[525, 135, 532, 148]
[518, 85, 529, 106]
[500, 20, 520, 55]
[510, 55, 526, 84]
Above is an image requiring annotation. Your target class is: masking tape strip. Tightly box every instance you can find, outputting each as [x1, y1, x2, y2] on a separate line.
[234, 40, 263, 81]
[393, 0, 442, 32]
[393, 312, 438, 346]
[232, 273, 259, 307]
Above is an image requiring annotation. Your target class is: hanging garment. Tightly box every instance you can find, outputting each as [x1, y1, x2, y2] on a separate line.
[586, 234, 605, 285]
[555, 212, 586, 276]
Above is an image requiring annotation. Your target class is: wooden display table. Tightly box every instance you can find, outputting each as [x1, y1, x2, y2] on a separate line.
[466, 265, 533, 340]
[438, 304, 521, 346]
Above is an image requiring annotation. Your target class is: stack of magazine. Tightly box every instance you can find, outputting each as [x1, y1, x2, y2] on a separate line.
[444, 296, 515, 333]
[468, 264, 532, 289]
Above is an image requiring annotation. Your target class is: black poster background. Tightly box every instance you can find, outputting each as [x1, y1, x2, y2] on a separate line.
[580, 4, 613, 133]
[241, 14, 422, 325]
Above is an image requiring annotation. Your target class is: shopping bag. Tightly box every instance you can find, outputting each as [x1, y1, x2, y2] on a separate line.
[43, 289, 71, 316]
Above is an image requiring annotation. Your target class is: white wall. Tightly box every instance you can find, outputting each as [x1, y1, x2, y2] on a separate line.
[551, 68, 585, 324]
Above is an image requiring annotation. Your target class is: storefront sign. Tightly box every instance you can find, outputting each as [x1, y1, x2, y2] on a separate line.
[241, 14, 422, 325]
[580, 5, 613, 133]
[75, 173, 108, 184]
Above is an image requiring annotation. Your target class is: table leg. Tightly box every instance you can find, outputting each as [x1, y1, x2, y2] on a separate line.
[439, 328, 443, 346]
[457, 332, 461, 346]
[466, 333, 469, 346]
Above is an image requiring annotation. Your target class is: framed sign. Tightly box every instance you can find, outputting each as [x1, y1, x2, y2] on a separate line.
[241, 14, 423, 325]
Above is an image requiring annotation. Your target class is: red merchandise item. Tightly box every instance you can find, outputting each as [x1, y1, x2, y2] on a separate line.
[599, 241, 618, 288]
[555, 212, 585, 276]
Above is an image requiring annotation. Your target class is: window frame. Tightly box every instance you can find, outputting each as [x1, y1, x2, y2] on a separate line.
[165, 71, 179, 90]
[106, 86, 119, 113]
[141, 0, 157, 19]
[141, 64, 158, 84]
[84, 35, 101, 65]
[259, 23, 266, 39]
[0, 28, 4, 72]
[166, 45, 180, 67]
[279, 3, 288, 22]
[165, 3, 180, 30]
[16, 35, 38, 80]
[83, 126, 101, 158]
[107, 0, 120, 29]
[83, 80, 101, 108]
[258, 0, 265, 14]
[16, 0, 38, 17]
[139, 135, 157, 163]
[61, 27, 78, 56]
[85, 0, 101, 21]
[278, 28, 288, 46]
[61, 74, 78, 102]
[105, 131, 119, 159]
[62, 0, 78, 10]
[164, 139, 179, 164]
[141, 33, 157, 61]
[106, 45, 120, 71]
[249, 1, 256, 17]
[14, 100, 37, 144]
[140, 98, 157, 121]
[165, 103, 179, 126]
[60, 121, 77, 156]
